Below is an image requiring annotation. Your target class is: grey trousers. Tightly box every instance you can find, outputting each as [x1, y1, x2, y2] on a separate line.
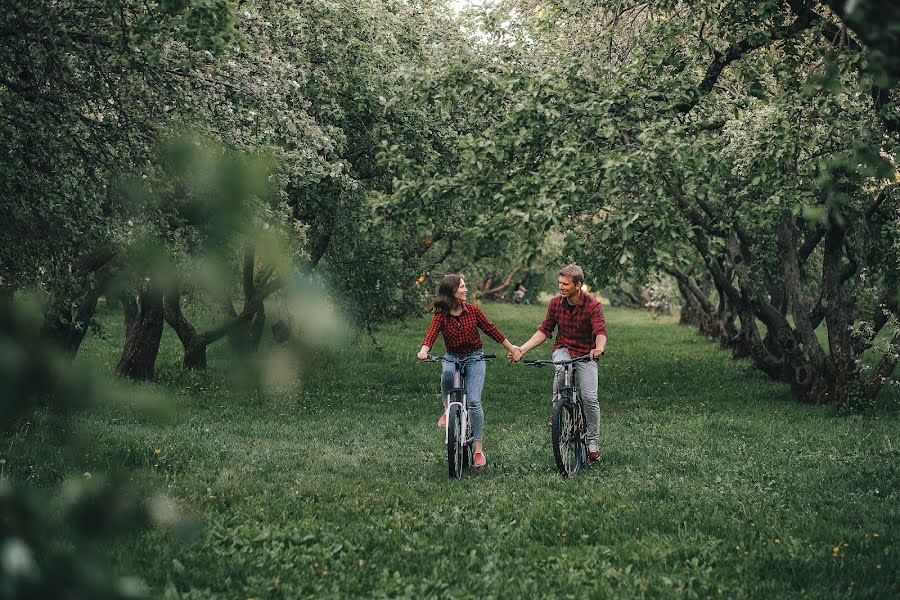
[552, 347, 600, 444]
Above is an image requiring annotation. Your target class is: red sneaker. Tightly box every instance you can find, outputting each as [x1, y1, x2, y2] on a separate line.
[437, 413, 446, 428]
[473, 451, 486, 468]
[588, 440, 601, 461]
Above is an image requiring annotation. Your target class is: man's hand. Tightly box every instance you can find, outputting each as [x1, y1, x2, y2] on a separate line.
[416, 349, 428, 361]
[590, 347, 604, 360]
[508, 346, 524, 363]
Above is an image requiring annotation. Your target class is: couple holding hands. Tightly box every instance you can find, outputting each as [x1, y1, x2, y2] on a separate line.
[416, 264, 608, 468]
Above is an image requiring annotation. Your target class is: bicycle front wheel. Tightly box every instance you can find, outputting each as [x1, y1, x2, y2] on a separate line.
[551, 394, 584, 477]
[447, 403, 464, 479]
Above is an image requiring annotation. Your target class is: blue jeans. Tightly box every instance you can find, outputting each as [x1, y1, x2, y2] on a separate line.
[440, 350, 487, 442]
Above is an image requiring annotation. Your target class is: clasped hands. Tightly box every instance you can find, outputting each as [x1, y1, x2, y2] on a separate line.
[507, 346, 524, 363]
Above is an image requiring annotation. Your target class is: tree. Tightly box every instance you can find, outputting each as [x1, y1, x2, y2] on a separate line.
[0, 0, 244, 329]
[434, 0, 900, 405]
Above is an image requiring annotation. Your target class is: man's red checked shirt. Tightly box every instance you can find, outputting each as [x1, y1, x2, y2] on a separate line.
[538, 293, 607, 357]
[422, 303, 507, 355]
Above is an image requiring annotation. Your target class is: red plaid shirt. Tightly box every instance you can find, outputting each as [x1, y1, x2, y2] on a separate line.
[422, 303, 507, 354]
[538, 293, 607, 356]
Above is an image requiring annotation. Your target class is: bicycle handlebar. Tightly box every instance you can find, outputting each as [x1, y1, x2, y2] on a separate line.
[523, 354, 596, 368]
[423, 354, 497, 364]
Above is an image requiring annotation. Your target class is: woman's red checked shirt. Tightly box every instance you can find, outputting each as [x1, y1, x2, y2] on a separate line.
[422, 303, 507, 354]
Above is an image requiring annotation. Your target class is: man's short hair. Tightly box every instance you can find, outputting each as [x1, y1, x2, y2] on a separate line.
[558, 263, 584, 285]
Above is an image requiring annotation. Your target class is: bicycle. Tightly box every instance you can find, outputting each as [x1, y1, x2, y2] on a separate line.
[423, 353, 496, 479]
[524, 354, 596, 477]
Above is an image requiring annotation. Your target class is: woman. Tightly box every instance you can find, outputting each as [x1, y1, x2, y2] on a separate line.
[417, 274, 517, 468]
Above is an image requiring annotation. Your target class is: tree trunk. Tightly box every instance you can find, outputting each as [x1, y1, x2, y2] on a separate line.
[42, 285, 105, 356]
[676, 279, 711, 331]
[480, 268, 520, 300]
[718, 291, 751, 358]
[736, 300, 787, 382]
[616, 284, 644, 309]
[821, 220, 855, 406]
[730, 327, 753, 359]
[164, 249, 283, 369]
[671, 266, 720, 337]
[163, 288, 208, 370]
[40, 250, 117, 357]
[116, 286, 164, 380]
[229, 311, 266, 352]
[229, 244, 266, 352]
[248, 303, 266, 351]
[676, 278, 703, 326]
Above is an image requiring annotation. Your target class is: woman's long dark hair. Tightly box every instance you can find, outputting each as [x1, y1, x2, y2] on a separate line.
[429, 273, 463, 314]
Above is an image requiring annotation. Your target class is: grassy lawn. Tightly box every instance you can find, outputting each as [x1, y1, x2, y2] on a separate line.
[4, 303, 899, 598]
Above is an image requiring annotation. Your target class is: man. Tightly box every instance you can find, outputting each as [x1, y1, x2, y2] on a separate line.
[510, 263, 607, 460]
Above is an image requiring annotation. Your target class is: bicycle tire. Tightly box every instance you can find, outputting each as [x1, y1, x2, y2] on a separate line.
[447, 403, 464, 479]
[462, 408, 473, 467]
[551, 393, 584, 477]
[577, 400, 588, 464]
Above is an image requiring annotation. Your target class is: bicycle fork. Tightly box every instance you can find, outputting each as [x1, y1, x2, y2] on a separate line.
[444, 396, 467, 445]
[560, 368, 580, 433]
[444, 369, 466, 445]
[558, 368, 571, 417]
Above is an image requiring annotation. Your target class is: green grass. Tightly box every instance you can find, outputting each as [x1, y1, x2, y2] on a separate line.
[4, 303, 900, 598]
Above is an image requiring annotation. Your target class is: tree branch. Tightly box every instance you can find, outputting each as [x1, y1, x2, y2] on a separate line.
[865, 182, 900, 223]
[863, 332, 900, 400]
[667, 265, 716, 315]
[798, 227, 826, 263]
[677, 12, 818, 114]
[203, 278, 284, 345]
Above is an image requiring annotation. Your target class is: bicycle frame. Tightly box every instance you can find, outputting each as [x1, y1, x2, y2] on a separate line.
[558, 363, 575, 397]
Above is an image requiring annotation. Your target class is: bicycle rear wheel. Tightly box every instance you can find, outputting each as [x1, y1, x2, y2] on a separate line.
[551, 393, 584, 477]
[447, 403, 464, 479]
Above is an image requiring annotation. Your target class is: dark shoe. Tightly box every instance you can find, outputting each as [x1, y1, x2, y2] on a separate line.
[588, 440, 601, 461]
